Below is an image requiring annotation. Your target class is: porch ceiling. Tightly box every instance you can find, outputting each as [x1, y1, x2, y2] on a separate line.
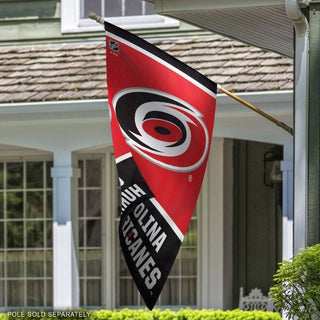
[151, 0, 295, 57]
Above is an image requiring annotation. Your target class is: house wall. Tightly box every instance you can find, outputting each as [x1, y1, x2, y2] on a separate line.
[0, 86, 293, 309]
[0, 0, 207, 46]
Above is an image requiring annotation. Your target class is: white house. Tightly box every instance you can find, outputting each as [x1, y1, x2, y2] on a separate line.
[0, 0, 294, 311]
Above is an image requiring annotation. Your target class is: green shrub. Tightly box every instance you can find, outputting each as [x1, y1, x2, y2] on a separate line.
[269, 243, 320, 319]
[0, 308, 281, 320]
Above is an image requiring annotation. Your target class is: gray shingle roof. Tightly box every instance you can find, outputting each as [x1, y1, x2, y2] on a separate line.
[0, 35, 293, 103]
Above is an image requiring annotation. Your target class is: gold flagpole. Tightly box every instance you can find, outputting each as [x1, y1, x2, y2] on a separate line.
[90, 11, 293, 136]
[218, 85, 294, 136]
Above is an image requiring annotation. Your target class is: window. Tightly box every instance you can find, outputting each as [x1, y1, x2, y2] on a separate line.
[78, 158, 103, 307]
[77, 153, 197, 308]
[80, 0, 154, 19]
[61, 0, 179, 33]
[0, 160, 53, 309]
[115, 190, 198, 307]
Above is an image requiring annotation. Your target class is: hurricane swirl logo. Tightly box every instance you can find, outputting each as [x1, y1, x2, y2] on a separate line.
[112, 88, 210, 172]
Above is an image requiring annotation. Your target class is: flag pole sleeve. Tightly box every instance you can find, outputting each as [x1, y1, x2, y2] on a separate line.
[218, 85, 294, 136]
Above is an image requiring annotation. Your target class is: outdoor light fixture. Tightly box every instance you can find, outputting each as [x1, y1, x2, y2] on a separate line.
[264, 145, 283, 208]
[264, 145, 283, 187]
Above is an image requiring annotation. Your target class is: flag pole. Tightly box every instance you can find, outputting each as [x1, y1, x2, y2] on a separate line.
[218, 85, 294, 136]
[90, 12, 293, 136]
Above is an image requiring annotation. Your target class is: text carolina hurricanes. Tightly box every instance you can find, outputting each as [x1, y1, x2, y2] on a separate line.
[121, 183, 167, 290]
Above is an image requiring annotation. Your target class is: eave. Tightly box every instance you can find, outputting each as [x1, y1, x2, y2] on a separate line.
[150, 0, 305, 57]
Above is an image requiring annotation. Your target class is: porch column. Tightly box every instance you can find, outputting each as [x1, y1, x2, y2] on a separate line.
[308, 1, 320, 246]
[281, 143, 293, 260]
[285, 0, 309, 254]
[199, 138, 233, 309]
[51, 151, 80, 309]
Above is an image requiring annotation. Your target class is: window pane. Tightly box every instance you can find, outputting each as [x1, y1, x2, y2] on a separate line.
[26, 191, 43, 218]
[87, 279, 101, 306]
[0, 193, 3, 219]
[27, 221, 44, 248]
[46, 191, 52, 218]
[27, 280, 44, 306]
[87, 190, 101, 217]
[144, 1, 154, 14]
[0, 252, 4, 278]
[86, 220, 101, 247]
[27, 162, 43, 189]
[7, 251, 24, 277]
[0, 163, 3, 189]
[79, 250, 85, 277]
[78, 160, 84, 188]
[46, 161, 53, 188]
[0, 223, 3, 249]
[181, 248, 197, 276]
[86, 159, 101, 187]
[181, 278, 196, 305]
[46, 251, 53, 277]
[119, 279, 138, 305]
[86, 249, 101, 277]
[182, 219, 197, 246]
[27, 250, 44, 277]
[80, 279, 85, 306]
[105, 0, 122, 17]
[46, 221, 52, 248]
[81, 0, 102, 19]
[46, 279, 53, 306]
[7, 162, 23, 189]
[160, 278, 179, 305]
[7, 192, 23, 219]
[125, 0, 142, 16]
[7, 222, 23, 248]
[119, 251, 130, 276]
[0, 280, 4, 306]
[79, 220, 84, 247]
[170, 252, 180, 276]
[79, 190, 84, 217]
[7, 280, 24, 306]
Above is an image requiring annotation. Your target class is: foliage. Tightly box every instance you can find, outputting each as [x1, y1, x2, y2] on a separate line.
[0, 308, 282, 320]
[269, 243, 320, 319]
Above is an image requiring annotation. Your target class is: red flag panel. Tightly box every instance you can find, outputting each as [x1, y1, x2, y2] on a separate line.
[105, 22, 216, 309]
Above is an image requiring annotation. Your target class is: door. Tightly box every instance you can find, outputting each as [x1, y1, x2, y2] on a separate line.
[233, 140, 282, 307]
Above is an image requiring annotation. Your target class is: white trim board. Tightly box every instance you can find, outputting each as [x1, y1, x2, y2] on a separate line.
[0, 91, 293, 145]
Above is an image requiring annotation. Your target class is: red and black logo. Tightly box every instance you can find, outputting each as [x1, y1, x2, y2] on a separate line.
[113, 88, 209, 172]
[109, 39, 119, 52]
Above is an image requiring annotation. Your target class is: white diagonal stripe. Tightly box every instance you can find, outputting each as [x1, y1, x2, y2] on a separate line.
[150, 197, 184, 242]
[115, 152, 132, 164]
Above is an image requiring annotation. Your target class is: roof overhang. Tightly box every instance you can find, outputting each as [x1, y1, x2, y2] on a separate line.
[0, 91, 293, 145]
[150, 0, 307, 57]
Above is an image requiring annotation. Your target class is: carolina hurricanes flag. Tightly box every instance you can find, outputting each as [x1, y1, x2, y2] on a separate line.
[105, 22, 217, 309]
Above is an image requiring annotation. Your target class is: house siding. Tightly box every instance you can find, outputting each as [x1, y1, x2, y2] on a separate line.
[0, 0, 207, 46]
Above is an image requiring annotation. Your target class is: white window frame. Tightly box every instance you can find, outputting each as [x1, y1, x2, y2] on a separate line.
[61, 0, 179, 33]
[0, 156, 53, 311]
[76, 149, 115, 309]
[77, 155, 105, 308]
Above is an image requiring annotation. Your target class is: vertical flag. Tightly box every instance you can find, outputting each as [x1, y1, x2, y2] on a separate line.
[105, 21, 217, 309]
